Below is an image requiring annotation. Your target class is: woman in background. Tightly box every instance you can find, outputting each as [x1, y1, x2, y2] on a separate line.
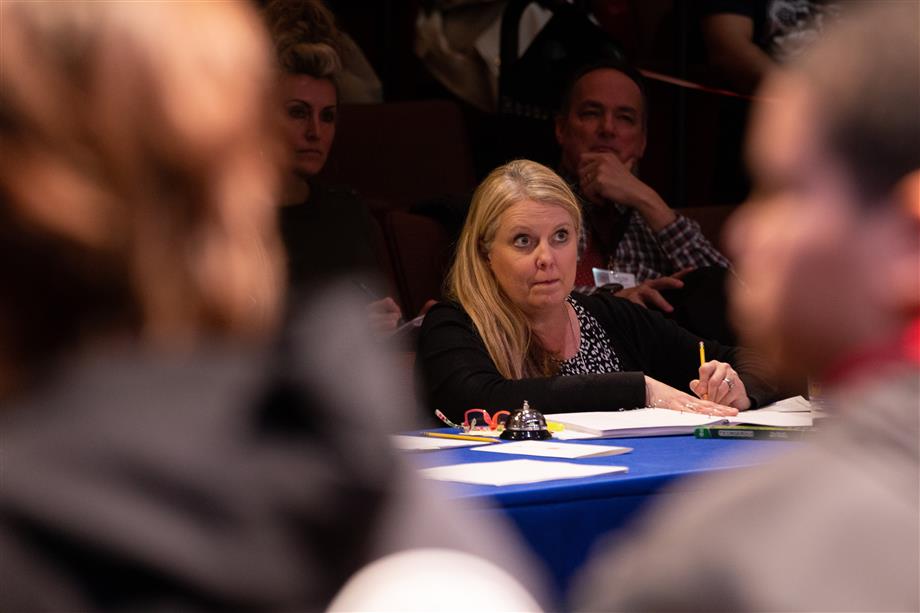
[418, 160, 776, 422]
[265, 0, 403, 333]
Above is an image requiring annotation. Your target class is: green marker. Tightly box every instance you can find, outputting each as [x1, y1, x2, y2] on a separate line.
[695, 425, 813, 441]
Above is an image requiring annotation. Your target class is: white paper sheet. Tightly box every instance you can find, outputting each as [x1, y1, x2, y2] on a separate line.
[728, 410, 814, 428]
[419, 459, 628, 486]
[759, 395, 813, 412]
[472, 440, 632, 459]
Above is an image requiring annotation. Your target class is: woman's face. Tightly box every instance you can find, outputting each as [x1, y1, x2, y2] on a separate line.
[279, 73, 337, 178]
[487, 199, 577, 317]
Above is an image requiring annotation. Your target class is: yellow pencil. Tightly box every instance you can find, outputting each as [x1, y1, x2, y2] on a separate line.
[699, 341, 709, 400]
[423, 432, 498, 443]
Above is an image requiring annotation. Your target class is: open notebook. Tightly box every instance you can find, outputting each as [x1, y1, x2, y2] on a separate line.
[546, 402, 814, 438]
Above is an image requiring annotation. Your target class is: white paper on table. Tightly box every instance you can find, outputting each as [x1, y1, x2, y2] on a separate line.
[419, 459, 628, 486]
[546, 408, 722, 437]
[759, 395, 813, 412]
[390, 435, 493, 451]
[472, 439, 632, 459]
[728, 409, 814, 428]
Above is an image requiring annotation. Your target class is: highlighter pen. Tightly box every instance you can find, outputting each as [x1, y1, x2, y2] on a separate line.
[698, 341, 709, 400]
[423, 432, 498, 444]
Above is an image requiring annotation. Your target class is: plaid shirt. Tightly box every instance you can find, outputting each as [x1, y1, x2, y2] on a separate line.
[574, 196, 730, 287]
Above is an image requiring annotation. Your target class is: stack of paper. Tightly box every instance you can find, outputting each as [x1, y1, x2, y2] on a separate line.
[545, 408, 722, 437]
[546, 401, 814, 439]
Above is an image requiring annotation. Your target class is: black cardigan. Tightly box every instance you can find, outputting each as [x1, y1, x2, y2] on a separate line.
[416, 292, 777, 423]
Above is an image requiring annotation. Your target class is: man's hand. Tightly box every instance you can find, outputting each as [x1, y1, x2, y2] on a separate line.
[578, 152, 676, 231]
[615, 268, 693, 312]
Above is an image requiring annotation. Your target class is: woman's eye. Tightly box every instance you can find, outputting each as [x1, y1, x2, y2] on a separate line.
[287, 106, 306, 119]
[553, 229, 569, 243]
[512, 235, 531, 248]
[320, 108, 336, 123]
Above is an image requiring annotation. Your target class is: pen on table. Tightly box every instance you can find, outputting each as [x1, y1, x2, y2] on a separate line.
[698, 341, 709, 400]
[423, 432, 498, 443]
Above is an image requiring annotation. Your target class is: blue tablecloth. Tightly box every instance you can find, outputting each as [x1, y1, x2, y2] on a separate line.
[408, 432, 797, 601]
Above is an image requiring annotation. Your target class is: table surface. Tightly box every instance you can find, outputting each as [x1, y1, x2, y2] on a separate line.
[407, 431, 798, 603]
[410, 430, 795, 501]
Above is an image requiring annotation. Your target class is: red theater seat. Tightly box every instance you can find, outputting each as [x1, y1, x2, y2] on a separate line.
[320, 100, 476, 211]
[384, 211, 453, 316]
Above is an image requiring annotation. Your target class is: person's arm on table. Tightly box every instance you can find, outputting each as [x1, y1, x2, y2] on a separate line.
[585, 294, 777, 409]
[416, 303, 646, 423]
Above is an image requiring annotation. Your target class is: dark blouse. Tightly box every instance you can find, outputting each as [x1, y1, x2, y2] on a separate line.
[416, 292, 777, 424]
[278, 182, 380, 291]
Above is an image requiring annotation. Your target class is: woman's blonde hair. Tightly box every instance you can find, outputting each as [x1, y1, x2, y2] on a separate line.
[447, 160, 582, 379]
[0, 1, 284, 395]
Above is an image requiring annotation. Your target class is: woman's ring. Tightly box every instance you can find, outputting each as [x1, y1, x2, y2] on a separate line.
[723, 377, 735, 390]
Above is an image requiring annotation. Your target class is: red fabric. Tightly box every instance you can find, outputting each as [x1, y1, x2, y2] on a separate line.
[824, 318, 920, 386]
[902, 318, 920, 364]
[575, 241, 606, 288]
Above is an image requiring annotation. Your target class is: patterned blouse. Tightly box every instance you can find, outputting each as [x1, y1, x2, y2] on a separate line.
[556, 297, 622, 376]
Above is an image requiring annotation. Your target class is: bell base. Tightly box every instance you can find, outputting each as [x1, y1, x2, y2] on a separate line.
[499, 429, 552, 441]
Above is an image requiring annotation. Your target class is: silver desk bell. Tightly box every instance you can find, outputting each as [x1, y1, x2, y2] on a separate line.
[500, 400, 552, 440]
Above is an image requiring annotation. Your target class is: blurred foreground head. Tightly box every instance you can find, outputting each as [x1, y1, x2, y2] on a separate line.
[0, 1, 284, 397]
[729, 2, 920, 386]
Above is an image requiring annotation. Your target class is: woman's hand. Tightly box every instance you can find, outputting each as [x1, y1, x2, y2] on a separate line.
[645, 376, 739, 417]
[366, 297, 403, 335]
[690, 361, 750, 410]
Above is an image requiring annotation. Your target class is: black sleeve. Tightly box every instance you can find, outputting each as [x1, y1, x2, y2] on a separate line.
[580, 294, 778, 409]
[416, 302, 646, 424]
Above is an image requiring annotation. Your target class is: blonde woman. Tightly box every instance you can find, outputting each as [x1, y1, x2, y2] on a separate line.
[417, 160, 776, 422]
